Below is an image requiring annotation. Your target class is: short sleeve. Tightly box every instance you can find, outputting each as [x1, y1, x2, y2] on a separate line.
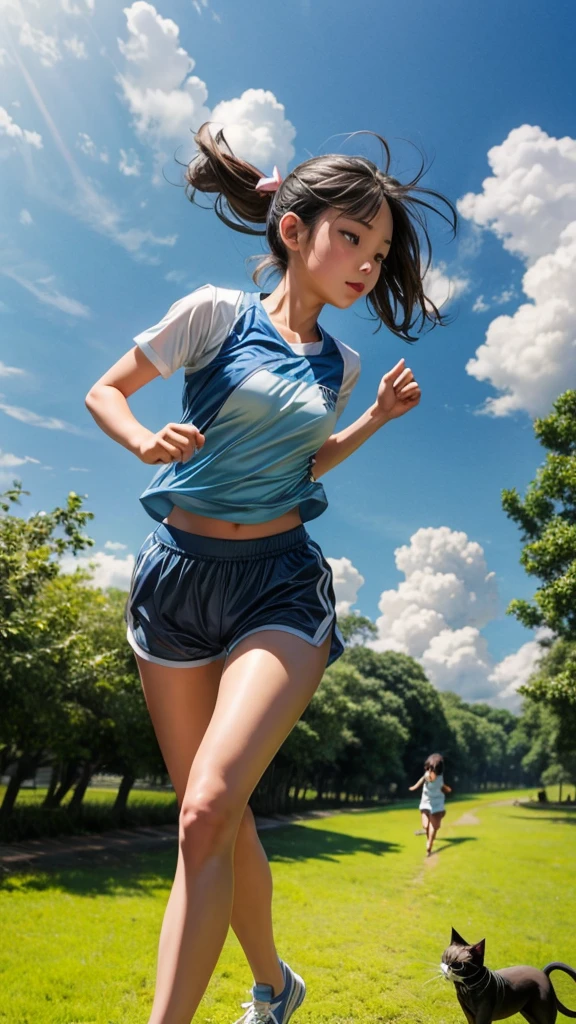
[133, 284, 216, 379]
[334, 339, 361, 419]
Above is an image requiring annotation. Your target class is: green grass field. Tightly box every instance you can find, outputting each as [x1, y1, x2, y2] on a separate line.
[1, 790, 575, 1024]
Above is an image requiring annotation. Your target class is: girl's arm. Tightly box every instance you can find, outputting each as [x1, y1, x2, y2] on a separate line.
[442, 783, 452, 794]
[312, 358, 420, 479]
[85, 347, 205, 463]
[408, 776, 425, 791]
[312, 401, 389, 479]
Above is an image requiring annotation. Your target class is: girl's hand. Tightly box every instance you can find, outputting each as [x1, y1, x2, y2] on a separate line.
[376, 358, 421, 421]
[136, 422, 206, 464]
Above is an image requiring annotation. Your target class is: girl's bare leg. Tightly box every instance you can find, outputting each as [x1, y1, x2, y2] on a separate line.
[426, 813, 442, 854]
[138, 656, 284, 998]
[140, 630, 331, 1024]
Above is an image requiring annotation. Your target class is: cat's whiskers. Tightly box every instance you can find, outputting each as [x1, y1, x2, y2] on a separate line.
[423, 972, 444, 988]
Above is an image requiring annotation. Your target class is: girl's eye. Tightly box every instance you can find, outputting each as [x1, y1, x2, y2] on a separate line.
[341, 230, 359, 245]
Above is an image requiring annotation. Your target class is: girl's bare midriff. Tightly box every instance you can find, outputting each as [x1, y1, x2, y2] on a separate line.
[165, 504, 303, 539]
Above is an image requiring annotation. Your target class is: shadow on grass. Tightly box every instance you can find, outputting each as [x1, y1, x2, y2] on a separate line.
[508, 814, 576, 826]
[0, 825, 401, 896]
[261, 823, 401, 863]
[430, 836, 478, 855]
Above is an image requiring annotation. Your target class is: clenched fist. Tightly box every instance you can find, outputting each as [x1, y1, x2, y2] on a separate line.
[137, 422, 206, 465]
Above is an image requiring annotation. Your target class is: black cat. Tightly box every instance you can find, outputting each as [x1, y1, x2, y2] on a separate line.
[442, 928, 576, 1024]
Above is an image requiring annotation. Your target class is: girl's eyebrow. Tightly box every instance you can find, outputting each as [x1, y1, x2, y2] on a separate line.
[345, 217, 392, 247]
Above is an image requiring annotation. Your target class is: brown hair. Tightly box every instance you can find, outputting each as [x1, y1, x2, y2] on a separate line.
[185, 123, 458, 342]
[425, 753, 445, 775]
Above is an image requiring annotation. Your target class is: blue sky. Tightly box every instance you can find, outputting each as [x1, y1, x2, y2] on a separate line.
[1, 0, 575, 708]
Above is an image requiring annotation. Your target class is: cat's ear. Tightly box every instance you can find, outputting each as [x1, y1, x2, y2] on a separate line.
[451, 927, 468, 947]
[470, 939, 486, 963]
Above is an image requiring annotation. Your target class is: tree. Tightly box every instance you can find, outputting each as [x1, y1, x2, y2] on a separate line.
[0, 485, 94, 819]
[337, 613, 378, 646]
[503, 390, 576, 690]
[341, 647, 453, 778]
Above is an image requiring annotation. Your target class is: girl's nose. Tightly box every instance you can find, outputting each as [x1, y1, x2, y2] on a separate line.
[359, 260, 373, 274]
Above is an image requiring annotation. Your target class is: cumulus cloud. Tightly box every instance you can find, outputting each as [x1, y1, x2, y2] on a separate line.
[211, 90, 296, 171]
[487, 632, 548, 712]
[19, 208, 33, 226]
[327, 556, 365, 616]
[465, 221, 576, 417]
[367, 525, 541, 704]
[19, 23, 61, 67]
[63, 35, 88, 59]
[117, 2, 295, 174]
[423, 262, 469, 310]
[459, 125, 576, 418]
[104, 540, 127, 551]
[119, 147, 142, 176]
[0, 105, 42, 149]
[61, 550, 135, 590]
[458, 125, 576, 263]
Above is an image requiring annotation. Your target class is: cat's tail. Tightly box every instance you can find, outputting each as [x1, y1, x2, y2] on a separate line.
[543, 963, 576, 1018]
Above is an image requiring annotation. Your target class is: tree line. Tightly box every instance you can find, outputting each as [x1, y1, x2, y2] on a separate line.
[1, 391, 575, 835]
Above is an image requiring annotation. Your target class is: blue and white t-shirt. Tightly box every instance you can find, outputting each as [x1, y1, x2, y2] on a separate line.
[134, 284, 361, 525]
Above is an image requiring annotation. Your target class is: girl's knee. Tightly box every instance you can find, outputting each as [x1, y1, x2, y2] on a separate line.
[179, 786, 241, 863]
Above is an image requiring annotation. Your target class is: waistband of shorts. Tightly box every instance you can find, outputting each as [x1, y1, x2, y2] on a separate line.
[153, 522, 309, 560]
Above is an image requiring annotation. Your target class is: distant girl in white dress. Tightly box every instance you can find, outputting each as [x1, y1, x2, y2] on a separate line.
[409, 753, 452, 855]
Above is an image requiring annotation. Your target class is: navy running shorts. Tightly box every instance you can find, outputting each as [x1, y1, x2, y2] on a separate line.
[126, 522, 345, 668]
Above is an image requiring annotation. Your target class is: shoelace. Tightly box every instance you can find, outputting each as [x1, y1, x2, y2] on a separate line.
[234, 997, 280, 1024]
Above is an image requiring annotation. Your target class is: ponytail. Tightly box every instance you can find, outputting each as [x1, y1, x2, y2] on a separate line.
[185, 122, 272, 236]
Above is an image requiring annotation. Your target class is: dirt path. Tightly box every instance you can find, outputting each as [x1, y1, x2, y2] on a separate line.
[0, 808, 343, 874]
[453, 812, 480, 825]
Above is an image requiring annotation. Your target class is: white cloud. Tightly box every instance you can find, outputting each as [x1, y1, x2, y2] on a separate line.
[367, 526, 526, 702]
[117, 3, 295, 175]
[459, 125, 576, 418]
[119, 147, 142, 176]
[165, 269, 187, 283]
[493, 287, 516, 305]
[472, 295, 489, 314]
[104, 540, 127, 551]
[69, 466, 90, 471]
[0, 360, 25, 377]
[2, 268, 90, 318]
[458, 125, 576, 263]
[326, 556, 365, 616]
[465, 221, 576, 417]
[211, 90, 296, 172]
[64, 35, 88, 59]
[0, 450, 40, 467]
[76, 132, 109, 163]
[423, 262, 469, 310]
[61, 0, 94, 12]
[487, 633, 547, 712]
[61, 550, 135, 590]
[0, 105, 43, 149]
[19, 22, 61, 67]
[0, 401, 84, 433]
[19, 208, 33, 226]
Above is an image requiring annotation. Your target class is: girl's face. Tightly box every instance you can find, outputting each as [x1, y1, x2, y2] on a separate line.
[284, 200, 394, 308]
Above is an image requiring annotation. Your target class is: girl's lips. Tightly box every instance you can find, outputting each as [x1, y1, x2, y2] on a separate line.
[346, 281, 365, 293]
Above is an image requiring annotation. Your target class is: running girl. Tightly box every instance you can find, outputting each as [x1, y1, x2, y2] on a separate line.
[410, 752, 452, 855]
[86, 124, 456, 1024]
